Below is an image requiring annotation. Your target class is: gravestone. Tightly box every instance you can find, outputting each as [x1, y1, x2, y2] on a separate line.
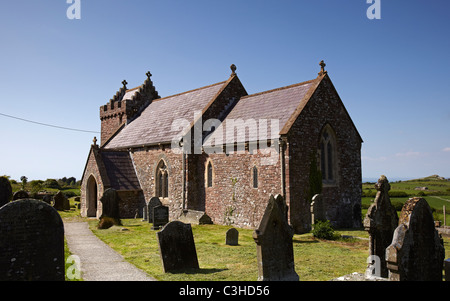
[253, 194, 299, 281]
[0, 176, 12, 207]
[310, 194, 325, 223]
[0, 199, 65, 281]
[100, 188, 120, 220]
[152, 205, 169, 230]
[147, 197, 162, 223]
[12, 190, 29, 201]
[53, 191, 70, 211]
[363, 175, 398, 278]
[156, 221, 199, 273]
[386, 197, 445, 281]
[178, 209, 213, 225]
[42, 194, 53, 205]
[445, 258, 450, 282]
[226, 228, 239, 246]
[142, 205, 148, 221]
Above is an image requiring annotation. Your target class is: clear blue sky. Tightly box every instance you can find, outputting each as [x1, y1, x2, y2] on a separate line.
[1, 0, 449, 182]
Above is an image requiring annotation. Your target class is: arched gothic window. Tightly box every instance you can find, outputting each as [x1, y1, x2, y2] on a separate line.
[319, 125, 337, 184]
[206, 161, 213, 188]
[156, 160, 169, 198]
[252, 166, 258, 188]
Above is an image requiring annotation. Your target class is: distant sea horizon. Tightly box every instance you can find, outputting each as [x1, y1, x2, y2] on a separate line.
[362, 177, 412, 183]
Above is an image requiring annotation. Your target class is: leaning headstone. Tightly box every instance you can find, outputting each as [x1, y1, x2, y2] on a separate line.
[157, 221, 199, 273]
[0, 199, 65, 281]
[148, 197, 162, 223]
[100, 188, 120, 220]
[152, 205, 169, 230]
[178, 209, 213, 225]
[363, 175, 398, 278]
[310, 194, 325, 223]
[53, 191, 69, 211]
[12, 190, 29, 201]
[226, 228, 239, 246]
[253, 194, 299, 281]
[386, 197, 445, 281]
[0, 177, 12, 207]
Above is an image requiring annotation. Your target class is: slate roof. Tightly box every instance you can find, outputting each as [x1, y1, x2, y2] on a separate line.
[101, 151, 141, 191]
[203, 79, 316, 146]
[104, 81, 227, 149]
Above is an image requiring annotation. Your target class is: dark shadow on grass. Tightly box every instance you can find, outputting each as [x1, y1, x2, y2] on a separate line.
[169, 268, 228, 275]
[292, 239, 319, 244]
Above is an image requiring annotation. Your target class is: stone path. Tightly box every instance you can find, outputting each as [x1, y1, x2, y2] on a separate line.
[64, 221, 156, 281]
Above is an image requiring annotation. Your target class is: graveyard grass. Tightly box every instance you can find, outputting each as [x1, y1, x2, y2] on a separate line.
[84, 220, 356, 281]
[56, 176, 450, 281]
[85, 220, 450, 281]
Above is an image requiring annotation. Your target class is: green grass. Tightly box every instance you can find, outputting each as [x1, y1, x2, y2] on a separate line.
[57, 175, 450, 281]
[87, 219, 371, 281]
[86, 219, 449, 281]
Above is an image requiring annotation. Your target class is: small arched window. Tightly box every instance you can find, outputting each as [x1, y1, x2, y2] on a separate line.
[207, 161, 213, 188]
[156, 160, 169, 198]
[252, 166, 258, 188]
[319, 125, 337, 185]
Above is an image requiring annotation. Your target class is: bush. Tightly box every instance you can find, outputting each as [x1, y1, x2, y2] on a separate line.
[388, 191, 409, 197]
[391, 200, 404, 212]
[312, 220, 338, 240]
[43, 179, 60, 189]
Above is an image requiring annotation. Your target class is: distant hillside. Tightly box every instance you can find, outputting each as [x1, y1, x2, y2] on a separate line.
[363, 174, 450, 197]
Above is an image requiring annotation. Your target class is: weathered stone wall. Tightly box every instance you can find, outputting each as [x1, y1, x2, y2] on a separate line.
[286, 76, 362, 233]
[130, 145, 184, 220]
[80, 148, 105, 218]
[200, 146, 282, 229]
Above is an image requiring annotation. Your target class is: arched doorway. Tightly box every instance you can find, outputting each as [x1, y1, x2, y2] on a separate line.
[86, 175, 98, 217]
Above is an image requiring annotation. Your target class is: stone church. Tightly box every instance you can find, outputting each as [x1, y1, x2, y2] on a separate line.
[80, 61, 363, 233]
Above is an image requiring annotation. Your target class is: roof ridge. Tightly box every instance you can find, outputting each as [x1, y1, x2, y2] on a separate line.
[241, 78, 317, 99]
[151, 80, 228, 103]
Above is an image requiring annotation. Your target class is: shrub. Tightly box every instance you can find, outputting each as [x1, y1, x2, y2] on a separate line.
[312, 220, 338, 240]
[388, 191, 409, 197]
[391, 200, 404, 212]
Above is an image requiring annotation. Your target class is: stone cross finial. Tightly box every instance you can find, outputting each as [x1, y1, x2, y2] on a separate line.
[318, 60, 327, 76]
[122, 80, 128, 88]
[146, 71, 152, 79]
[93, 136, 97, 146]
[230, 64, 237, 76]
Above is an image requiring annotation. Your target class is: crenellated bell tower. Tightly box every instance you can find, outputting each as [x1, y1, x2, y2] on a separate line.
[99, 71, 160, 146]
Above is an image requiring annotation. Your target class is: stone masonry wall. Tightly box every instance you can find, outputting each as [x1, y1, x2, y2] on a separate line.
[200, 146, 282, 229]
[287, 76, 362, 233]
[80, 148, 105, 219]
[130, 146, 184, 220]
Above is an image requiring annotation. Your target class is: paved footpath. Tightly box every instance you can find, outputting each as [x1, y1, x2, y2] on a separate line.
[64, 222, 156, 281]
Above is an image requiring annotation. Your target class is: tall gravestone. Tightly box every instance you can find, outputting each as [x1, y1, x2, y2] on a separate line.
[156, 221, 199, 273]
[0, 199, 65, 281]
[0, 176, 12, 207]
[100, 188, 120, 220]
[386, 197, 445, 281]
[148, 197, 162, 223]
[253, 194, 299, 281]
[363, 175, 398, 278]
